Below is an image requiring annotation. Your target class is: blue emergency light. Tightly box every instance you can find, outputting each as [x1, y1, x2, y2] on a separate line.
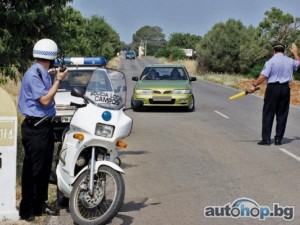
[102, 111, 112, 121]
[54, 57, 106, 67]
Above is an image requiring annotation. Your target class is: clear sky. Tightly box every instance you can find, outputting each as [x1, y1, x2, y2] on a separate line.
[69, 0, 299, 44]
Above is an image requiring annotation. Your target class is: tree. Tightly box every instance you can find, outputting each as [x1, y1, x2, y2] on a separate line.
[244, 7, 300, 76]
[57, 7, 89, 57]
[0, 3, 122, 84]
[0, 0, 71, 83]
[56, 10, 121, 60]
[259, 7, 300, 47]
[196, 19, 247, 73]
[85, 16, 121, 59]
[131, 26, 166, 56]
[168, 33, 201, 49]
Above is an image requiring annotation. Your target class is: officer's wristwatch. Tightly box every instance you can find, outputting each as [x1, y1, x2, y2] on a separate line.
[56, 79, 62, 84]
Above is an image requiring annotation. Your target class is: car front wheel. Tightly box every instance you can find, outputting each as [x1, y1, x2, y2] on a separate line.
[131, 96, 142, 111]
[187, 95, 195, 112]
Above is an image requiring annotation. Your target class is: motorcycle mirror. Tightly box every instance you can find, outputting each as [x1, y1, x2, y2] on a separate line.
[71, 87, 85, 98]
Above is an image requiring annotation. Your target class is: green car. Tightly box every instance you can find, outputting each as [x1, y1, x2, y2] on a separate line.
[131, 64, 196, 111]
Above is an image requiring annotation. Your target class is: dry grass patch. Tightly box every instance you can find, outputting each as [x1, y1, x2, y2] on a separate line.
[199, 73, 250, 90]
[106, 56, 120, 70]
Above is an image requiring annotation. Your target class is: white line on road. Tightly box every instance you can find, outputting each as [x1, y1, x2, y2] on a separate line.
[214, 110, 229, 119]
[278, 148, 300, 162]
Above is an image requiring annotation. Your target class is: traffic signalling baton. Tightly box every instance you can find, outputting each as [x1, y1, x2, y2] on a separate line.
[229, 87, 260, 100]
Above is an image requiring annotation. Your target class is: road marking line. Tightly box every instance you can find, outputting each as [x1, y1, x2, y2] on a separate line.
[278, 148, 300, 162]
[214, 110, 229, 119]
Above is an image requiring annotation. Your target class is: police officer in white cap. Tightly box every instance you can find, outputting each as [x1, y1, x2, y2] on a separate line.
[18, 38, 68, 221]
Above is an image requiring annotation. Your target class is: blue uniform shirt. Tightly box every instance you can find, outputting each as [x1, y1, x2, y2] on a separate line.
[261, 53, 299, 83]
[18, 62, 56, 117]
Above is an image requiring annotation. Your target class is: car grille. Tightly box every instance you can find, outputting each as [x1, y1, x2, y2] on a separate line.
[153, 90, 172, 94]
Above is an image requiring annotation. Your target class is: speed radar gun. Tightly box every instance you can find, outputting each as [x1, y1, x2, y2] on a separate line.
[229, 87, 260, 100]
[55, 67, 143, 225]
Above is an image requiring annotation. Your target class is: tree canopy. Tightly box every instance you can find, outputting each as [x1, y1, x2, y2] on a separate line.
[168, 33, 201, 49]
[0, 1, 121, 84]
[131, 26, 167, 56]
[0, 0, 70, 83]
[1, 4, 300, 83]
[196, 8, 300, 75]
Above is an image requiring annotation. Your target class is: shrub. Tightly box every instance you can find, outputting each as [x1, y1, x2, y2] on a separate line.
[248, 59, 266, 78]
[155, 46, 186, 61]
[294, 71, 300, 81]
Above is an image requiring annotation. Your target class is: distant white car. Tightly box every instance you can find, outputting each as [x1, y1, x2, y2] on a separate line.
[53, 57, 106, 141]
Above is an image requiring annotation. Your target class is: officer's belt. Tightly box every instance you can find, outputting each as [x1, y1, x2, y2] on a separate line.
[267, 81, 289, 86]
[25, 116, 53, 126]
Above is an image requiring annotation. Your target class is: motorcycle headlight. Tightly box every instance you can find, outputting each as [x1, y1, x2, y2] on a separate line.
[95, 123, 115, 138]
[173, 89, 191, 94]
[135, 89, 152, 94]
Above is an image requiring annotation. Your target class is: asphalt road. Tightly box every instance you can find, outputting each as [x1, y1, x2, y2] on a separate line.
[9, 56, 300, 225]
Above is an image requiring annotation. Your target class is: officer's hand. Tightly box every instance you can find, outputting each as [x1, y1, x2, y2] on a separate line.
[248, 86, 256, 94]
[290, 43, 298, 55]
[56, 67, 68, 81]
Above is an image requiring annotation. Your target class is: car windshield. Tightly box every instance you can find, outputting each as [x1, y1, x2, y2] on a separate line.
[84, 68, 126, 110]
[58, 70, 93, 91]
[140, 67, 187, 80]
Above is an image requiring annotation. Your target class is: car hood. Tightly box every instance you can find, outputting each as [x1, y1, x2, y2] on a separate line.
[55, 91, 85, 106]
[135, 80, 191, 89]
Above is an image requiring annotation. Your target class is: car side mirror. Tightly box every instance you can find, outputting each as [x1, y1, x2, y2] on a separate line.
[132, 77, 138, 81]
[71, 87, 85, 98]
[190, 77, 197, 82]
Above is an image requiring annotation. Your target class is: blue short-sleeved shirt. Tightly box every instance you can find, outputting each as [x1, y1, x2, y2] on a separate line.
[18, 62, 56, 117]
[260, 53, 299, 83]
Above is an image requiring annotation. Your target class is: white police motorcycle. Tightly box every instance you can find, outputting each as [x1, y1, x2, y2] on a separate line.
[56, 68, 142, 225]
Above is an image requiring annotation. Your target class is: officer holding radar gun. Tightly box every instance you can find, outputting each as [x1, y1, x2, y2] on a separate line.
[248, 43, 300, 146]
[18, 39, 68, 221]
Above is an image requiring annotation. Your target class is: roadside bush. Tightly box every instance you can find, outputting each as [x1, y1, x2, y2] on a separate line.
[294, 71, 300, 80]
[249, 59, 300, 81]
[155, 46, 186, 61]
[248, 59, 265, 78]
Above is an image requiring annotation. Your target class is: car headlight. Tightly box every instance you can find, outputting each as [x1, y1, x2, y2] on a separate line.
[173, 89, 191, 94]
[95, 123, 115, 138]
[135, 89, 152, 94]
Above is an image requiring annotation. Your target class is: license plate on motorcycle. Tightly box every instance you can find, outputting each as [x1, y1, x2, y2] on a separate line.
[61, 116, 72, 123]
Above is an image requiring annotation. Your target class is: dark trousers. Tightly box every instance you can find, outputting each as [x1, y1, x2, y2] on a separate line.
[19, 118, 54, 218]
[262, 83, 290, 142]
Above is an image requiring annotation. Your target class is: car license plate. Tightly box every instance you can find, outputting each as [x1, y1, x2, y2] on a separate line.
[152, 96, 171, 102]
[61, 116, 72, 123]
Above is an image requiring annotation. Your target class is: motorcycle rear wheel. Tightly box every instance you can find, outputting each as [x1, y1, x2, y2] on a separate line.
[69, 166, 125, 225]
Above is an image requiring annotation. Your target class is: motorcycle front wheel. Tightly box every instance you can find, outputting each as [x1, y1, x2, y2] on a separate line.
[69, 166, 125, 225]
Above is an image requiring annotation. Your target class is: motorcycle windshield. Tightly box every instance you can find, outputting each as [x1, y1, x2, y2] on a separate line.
[84, 68, 126, 110]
